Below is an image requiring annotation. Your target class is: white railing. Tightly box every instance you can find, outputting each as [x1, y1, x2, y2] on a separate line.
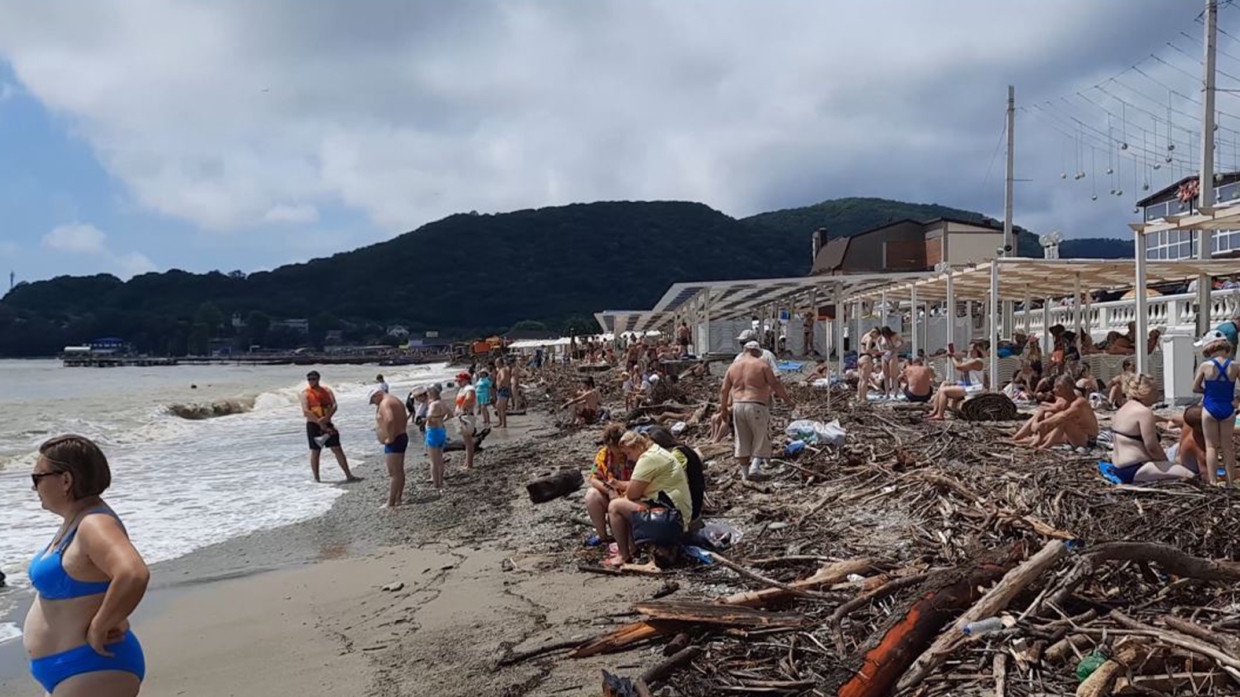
[1012, 288, 1240, 339]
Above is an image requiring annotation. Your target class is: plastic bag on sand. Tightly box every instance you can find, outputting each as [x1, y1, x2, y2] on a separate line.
[687, 520, 744, 551]
[785, 419, 846, 446]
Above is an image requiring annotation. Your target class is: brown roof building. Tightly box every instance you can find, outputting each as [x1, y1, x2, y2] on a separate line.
[810, 217, 1007, 276]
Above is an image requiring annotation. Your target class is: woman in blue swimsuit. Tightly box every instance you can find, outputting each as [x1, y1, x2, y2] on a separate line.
[1193, 330, 1240, 486]
[24, 435, 149, 696]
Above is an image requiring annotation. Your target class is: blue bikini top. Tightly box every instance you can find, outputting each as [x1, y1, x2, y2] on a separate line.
[29, 507, 125, 600]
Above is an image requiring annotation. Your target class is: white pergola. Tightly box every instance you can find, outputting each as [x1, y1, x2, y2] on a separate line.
[593, 311, 673, 335]
[647, 272, 930, 373]
[846, 257, 1240, 386]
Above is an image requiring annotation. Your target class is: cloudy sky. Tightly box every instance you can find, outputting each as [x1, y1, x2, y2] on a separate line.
[0, 0, 1230, 284]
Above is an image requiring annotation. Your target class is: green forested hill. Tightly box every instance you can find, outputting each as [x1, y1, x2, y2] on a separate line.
[742, 196, 1043, 257]
[0, 198, 1125, 356]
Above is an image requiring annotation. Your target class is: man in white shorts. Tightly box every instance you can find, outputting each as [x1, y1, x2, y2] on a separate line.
[721, 341, 793, 480]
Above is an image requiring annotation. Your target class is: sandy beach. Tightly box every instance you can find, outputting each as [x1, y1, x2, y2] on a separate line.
[0, 398, 663, 697]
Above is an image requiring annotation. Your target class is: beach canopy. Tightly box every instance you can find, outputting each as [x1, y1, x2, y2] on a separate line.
[648, 272, 930, 320]
[593, 311, 672, 335]
[843, 257, 1240, 303]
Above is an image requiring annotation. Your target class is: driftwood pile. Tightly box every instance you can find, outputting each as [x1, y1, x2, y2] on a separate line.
[525, 363, 1240, 696]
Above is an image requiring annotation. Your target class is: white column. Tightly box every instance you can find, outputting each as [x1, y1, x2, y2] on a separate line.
[1073, 273, 1083, 335]
[989, 259, 1000, 389]
[965, 300, 974, 345]
[1136, 233, 1150, 374]
[854, 299, 862, 360]
[945, 271, 956, 381]
[910, 284, 920, 358]
[1042, 297, 1052, 357]
[1023, 286, 1032, 334]
[833, 282, 845, 379]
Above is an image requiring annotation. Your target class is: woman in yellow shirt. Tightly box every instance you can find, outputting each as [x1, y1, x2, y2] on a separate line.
[607, 431, 692, 565]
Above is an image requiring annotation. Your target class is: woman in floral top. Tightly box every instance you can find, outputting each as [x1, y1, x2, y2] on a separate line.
[583, 423, 632, 546]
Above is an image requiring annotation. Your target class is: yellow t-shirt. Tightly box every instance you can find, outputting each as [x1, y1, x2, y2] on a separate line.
[631, 444, 691, 530]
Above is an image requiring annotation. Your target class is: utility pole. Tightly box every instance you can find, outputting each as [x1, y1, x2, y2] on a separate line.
[1001, 85, 1016, 342]
[1198, 0, 1218, 337]
[1004, 85, 1015, 256]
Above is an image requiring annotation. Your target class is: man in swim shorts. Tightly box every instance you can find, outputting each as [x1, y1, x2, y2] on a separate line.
[496, 359, 512, 428]
[901, 357, 934, 403]
[300, 371, 362, 483]
[721, 341, 793, 480]
[370, 388, 409, 508]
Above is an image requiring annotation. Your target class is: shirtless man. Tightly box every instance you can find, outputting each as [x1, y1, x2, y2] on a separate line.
[495, 359, 512, 428]
[424, 385, 450, 491]
[721, 341, 793, 480]
[561, 376, 601, 425]
[509, 359, 524, 410]
[902, 357, 934, 403]
[370, 388, 409, 508]
[300, 371, 361, 483]
[1018, 377, 1098, 449]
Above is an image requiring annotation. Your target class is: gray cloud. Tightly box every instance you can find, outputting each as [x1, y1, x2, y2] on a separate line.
[0, 0, 1207, 251]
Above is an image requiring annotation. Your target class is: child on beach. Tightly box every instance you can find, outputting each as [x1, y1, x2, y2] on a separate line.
[1192, 330, 1239, 486]
[561, 377, 601, 426]
[476, 369, 494, 426]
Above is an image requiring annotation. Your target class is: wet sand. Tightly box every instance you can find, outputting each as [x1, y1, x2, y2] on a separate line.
[0, 409, 661, 697]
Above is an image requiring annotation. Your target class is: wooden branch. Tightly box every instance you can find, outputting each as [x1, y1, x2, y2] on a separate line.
[1161, 615, 1240, 656]
[1110, 610, 1240, 674]
[498, 637, 586, 667]
[993, 653, 1008, 697]
[640, 645, 701, 686]
[828, 573, 931, 652]
[897, 540, 1068, 692]
[830, 546, 1022, 697]
[633, 599, 809, 629]
[708, 551, 817, 598]
[1076, 639, 1147, 697]
[1084, 542, 1240, 583]
[574, 559, 874, 659]
[721, 558, 874, 608]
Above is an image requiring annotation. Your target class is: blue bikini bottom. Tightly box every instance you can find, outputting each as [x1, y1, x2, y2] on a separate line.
[30, 630, 145, 694]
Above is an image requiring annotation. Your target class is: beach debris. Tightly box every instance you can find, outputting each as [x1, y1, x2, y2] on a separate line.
[522, 363, 1240, 695]
[380, 582, 404, 592]
[525, 468, 583, 503]
[959, 392, 1019, 421]
[785, 418, 846, 445]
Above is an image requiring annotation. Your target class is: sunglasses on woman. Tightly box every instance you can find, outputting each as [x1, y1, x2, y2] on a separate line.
[31, 471, 63, 488]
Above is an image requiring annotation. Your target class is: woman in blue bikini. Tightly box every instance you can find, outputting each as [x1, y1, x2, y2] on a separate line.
[1193, 330, 1240, 487]
[24, 435, 149, 696]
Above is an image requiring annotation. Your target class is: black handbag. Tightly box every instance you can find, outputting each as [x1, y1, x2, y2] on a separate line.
[630, 493, 684, 547]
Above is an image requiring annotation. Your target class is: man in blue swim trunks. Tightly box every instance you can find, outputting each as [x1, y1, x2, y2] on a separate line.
[370, 388, 409, 508]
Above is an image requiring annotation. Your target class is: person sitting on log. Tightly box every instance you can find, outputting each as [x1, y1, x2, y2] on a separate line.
[605, 430, 692, 566]
[583, 424, 633, 547]
[646, 426, 705, 523]
[1014, 376, 1098, 450]
[1100, 373, 1198, 484]
[925, 342, 988, 421]
[560, 376, 601, 426]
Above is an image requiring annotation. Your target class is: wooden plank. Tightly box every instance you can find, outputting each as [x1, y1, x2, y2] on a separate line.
[633, 599, 808, 628]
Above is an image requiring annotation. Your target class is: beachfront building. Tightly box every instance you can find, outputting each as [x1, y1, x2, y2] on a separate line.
[810, 217, 1010, 276]
[1138, 171, 1240, 260]
[270, 318, 310, 334]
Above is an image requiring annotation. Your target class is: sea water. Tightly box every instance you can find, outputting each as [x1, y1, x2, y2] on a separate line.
[0, 359, 458, 643]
